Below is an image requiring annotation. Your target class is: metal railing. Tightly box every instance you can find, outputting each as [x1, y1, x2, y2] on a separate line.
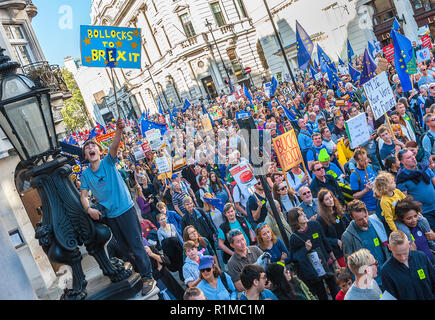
[22, 61, 69, 94]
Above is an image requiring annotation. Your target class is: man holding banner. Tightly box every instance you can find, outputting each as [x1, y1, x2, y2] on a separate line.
[80, 120, 157, 297]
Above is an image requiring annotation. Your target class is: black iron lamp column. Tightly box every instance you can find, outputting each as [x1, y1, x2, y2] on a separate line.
[0, 48, 140, 300]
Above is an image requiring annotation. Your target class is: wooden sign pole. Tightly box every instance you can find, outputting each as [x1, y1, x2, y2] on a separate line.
[385, 113, 397, 140]
[108, 67, 122, 119]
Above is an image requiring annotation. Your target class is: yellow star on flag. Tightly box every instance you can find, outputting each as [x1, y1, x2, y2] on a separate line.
[132, 29, 140, 37]
[85, 56, 92, 64]
[115, 40, 123, 48]
[83, 37, 91, 46]
[130, 41, 138, 49]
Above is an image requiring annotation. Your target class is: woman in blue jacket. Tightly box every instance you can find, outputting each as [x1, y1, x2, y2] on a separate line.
[256, 222, 291, 265]
[287, 207, 341, 300]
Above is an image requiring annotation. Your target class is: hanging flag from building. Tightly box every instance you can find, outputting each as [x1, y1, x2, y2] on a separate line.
[391, 29, 413, 92]
[347, 39, 354, 63]
[295, 20, 313, 70]
[359, 49, 377, 85]
[80, 25, 141, 69]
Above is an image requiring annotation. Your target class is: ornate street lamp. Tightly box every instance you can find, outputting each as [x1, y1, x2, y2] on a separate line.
[0, 48, 139, 300]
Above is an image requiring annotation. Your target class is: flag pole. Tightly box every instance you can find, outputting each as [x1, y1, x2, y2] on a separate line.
[108, 67, 122, 120]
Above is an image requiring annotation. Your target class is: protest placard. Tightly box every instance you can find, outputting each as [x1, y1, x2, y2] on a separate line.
[382, 44, 395, 62]
[141, 141, 151, 155]
[229, 161, 257, 195]
[314, 73, 322, 81]
[145, 129, 163, 150]
[338, 65, 349, 75]
[96, 131, 123, 148]
[363, 71, 396, 121]
[227, 95, 236, 103]
[201, 116, 213, 131]
[80, 25, 141, 69]
[345, 113, 371, 149]
[132, 145, 145, 161]
[421, 34, 432, 49]
[155, 156, 171, 174]
[375, 57, 388, 74]
[416, 48, 431, 64]
[272, 130, 303, 172]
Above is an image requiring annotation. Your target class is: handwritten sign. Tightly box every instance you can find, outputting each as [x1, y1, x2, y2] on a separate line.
[272, 130, 303, 172]
[80, 25, 141, 69]
[363, 71, 396, 121]
[145, 129, 163, 151]
[416, 48, 431, 64]
[345, 113, 371, 149]
[338, 65, 349, 75]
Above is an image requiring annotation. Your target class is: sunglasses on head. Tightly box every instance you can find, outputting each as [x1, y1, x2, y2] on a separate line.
[256, 222, 267, 230]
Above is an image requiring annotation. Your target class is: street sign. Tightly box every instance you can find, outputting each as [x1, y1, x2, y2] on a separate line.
[245, 67, 251, 74]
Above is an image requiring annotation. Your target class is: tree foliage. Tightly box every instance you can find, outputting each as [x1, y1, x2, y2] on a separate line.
[61, 67, 89, 131]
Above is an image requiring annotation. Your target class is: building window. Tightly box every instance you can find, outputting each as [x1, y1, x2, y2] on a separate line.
[4, 25, 35, 66]
[180, 13, 196, 38]
[211, 2, 226, 27]
[237, 0, 248, 18]
[412, 0, 432, 11]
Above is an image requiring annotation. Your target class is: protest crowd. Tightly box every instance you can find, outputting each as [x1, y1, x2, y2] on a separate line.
[69, 27, 435, 301]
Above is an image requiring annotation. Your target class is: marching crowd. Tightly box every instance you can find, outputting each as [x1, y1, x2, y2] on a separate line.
[77, 45, 435, 301]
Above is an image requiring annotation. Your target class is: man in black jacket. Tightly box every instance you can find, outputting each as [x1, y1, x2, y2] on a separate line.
[309, 161, 345, 205]
[380, 230, 435, 300]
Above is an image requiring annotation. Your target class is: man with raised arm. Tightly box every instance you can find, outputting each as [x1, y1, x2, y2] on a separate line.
[80, 117, 157, 297]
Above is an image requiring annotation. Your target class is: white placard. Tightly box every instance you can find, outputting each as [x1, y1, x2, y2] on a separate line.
[229, 161, 257, 195]
[363, 71, 396, 120]
[132, 145, 145, 161]
[155, 157, 171, 174]
[227, 95, 236, 103]
[416, 48, 431, 64]
[145, 129, 163, 151]
[338, 65, 349, 75]
[314, 73, 322, 81]
[264, 82, 272, 97]
[345, 113, 371, 149]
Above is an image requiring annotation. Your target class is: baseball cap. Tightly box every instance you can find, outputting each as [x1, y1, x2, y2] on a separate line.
[171, 173, 179, 179]
[198, 255, 214, 270]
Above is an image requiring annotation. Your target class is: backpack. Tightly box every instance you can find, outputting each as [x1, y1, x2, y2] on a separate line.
[194, 187, 207, 208]
[418, 131, 435, 153]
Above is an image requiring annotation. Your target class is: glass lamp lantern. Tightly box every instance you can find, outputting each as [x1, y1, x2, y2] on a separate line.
[0, 48, 57, 163]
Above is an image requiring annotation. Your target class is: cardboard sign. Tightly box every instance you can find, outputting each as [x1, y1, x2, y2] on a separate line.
[201, 116, 213, 131]
[229, 161, 257, 195]
[345, 113, 371, 149]
[227, 95, 236, 103]
[421, 34, 432, 49]
[341, 93, 351, 101]
[375, 57, 388, 74]
[416, 48, 431, 64]
[172, 156, 186, 171]
[132, 145, 145, 161]
[80, 25, 141, 69]
[272, 130, 303, 172]
[335, 99, 346, 106]
[383, 44, 395, 62]
[363, 71, 396, 121]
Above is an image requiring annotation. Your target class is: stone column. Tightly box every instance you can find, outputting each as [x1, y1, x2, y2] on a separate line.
[0, 220, 36, 300]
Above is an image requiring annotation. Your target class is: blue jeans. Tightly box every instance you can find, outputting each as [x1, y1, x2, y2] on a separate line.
[106, 206, 153, 279]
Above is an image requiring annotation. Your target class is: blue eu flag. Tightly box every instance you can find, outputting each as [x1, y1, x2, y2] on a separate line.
[295, 20, 313, 70]
[347, 39, 354, 63]
[182, 99, 192, 113]
[317, 44, 337, 73]
[348, 63, 361, 84]
[359, 49, 377, 85]
[244, 84, 253, 104]
[391, 29, 413, 92]
[271, 76, 278, 97]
